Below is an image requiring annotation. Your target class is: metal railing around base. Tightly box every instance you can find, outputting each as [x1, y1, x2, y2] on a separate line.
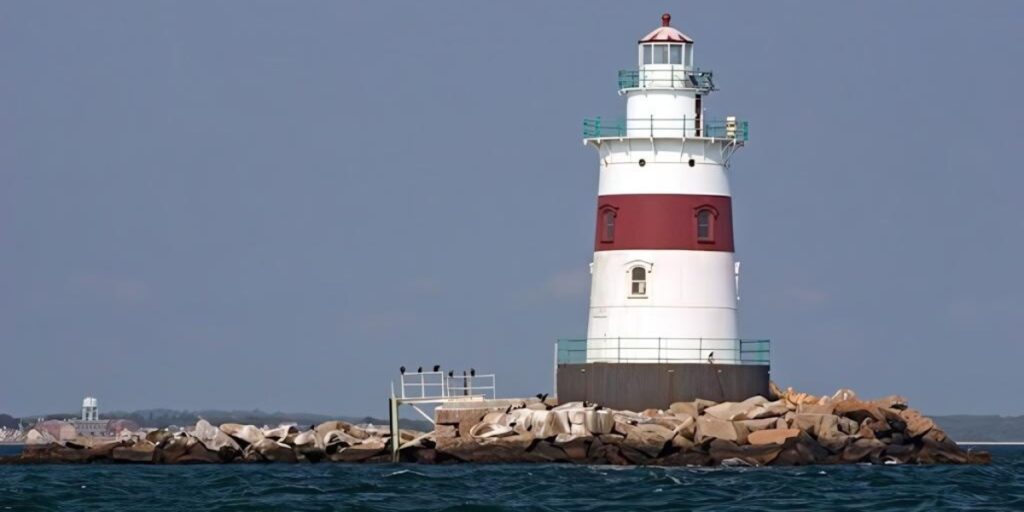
[556, 338, 770, 365]
[583, 116, 749, 141]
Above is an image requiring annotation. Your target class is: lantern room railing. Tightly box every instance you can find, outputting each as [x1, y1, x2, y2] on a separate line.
[582, 116, 749, 141]
[556, 338, 770, 365]
[618, 68, 715, 92]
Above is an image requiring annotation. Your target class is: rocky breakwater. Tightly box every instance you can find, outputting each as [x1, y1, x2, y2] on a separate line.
[432, 387, 990, 466]
[1, 420, 424, 464]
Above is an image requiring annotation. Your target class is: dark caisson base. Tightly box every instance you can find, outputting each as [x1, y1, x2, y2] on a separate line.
[557, 363, 770, 410]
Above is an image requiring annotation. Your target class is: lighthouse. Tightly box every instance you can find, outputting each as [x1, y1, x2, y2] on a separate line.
[557, 14, 769, 409]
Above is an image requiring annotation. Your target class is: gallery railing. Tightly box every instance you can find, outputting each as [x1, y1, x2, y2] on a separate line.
[617, 68, 715, 92]
[582, 116, 749, 141]
[556, 338, 770, 365]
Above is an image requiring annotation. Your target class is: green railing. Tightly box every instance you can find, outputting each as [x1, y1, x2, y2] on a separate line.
[583, 117, 749, 141]
[618, 68, 715, 92]
[556, 338, 770, 365]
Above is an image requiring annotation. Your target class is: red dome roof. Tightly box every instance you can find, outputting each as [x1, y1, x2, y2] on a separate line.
[639, 13, 693, 44]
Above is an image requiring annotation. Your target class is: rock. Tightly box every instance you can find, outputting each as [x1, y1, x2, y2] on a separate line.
[672, 416, 696, 440]
[194, 420, 240, 453]
[833, 399, 884, 423]
[747, 400, 790, 419]
[530, 442, 569, 462]
[175, 442, 221, 464]
[902, 412, 935, 438]
[693, 399, 717, 414]
[322, 430, 362, 452]
[841, 438, 886, 463]
[872, 395, 908, 410]
[253, 438, 298, 463]
[882, 442, 916, 464]
[671, 433, 695, 451]
[225, 424, 264, 447]
[856, 424, 876, 439]
[112, 442, 156, 463]
[262, 425, 298, 441]
[747, 428, 801, 446]
[437, 435, 544, 463]
[736, 418, 779, 433]
[831, 388, 858, 401]
[641, 408, 662, 418]
[704, 396, 766, 421]
[330, 440, 385, 462]
[695, 416, 738, 443]
[773, 432, 829, 466]
[669, 402, 699, 417]
[618, 445, 654, 465]
[623, 423, 673, 458]
[797, 403, 836, 415]
[469, 423, 515, 439]
[553, 434, 590, 460]
[865, 418, 893, 437]
[434, 424, 456, 439]
[598, 433, 624, 445]
[792, 414, 828, 436]
[145, 430, 173, 446]
[838, 417, 859, 435]
[708, 439, 782, 466]
[584, 410, 615, 435]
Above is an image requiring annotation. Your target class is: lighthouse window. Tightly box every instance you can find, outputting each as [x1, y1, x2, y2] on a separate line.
[643, 45, 653, 65]
[630, 267, 647, 296]
[601, 209, 617, 243]
[670, 45, 682, 64]
[696, 208, 715, 242]
[654, 45, 669, 64]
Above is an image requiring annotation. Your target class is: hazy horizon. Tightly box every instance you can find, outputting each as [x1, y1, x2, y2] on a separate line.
[3, 1, 1023, 418]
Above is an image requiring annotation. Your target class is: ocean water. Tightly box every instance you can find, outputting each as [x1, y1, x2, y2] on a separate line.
[1, 445, 1022, 511]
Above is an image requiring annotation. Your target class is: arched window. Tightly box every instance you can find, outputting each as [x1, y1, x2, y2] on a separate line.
[695, 207, 717, 243]
[600, 207, 617, 243]
[630, 267, 647, 296]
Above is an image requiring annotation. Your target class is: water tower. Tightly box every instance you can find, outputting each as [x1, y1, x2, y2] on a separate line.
[556, 14, 770, 409]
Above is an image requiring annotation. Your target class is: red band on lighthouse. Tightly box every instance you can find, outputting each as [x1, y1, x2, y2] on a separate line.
[594, 194, 734, 252]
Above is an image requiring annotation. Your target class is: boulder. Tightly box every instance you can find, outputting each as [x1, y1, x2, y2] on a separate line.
[704, 396, 766, 421]
[669, 402, 699, 417]
[671, 433, 695, 451]
[672, 416, 696, 440]
[837, 417, 859, 435]
[253, 438, 298, 463]
[553, 434, 590, 460]
[436, 435, 543, 463]
[872, 395, 908, 410]
[693, 399, 717, 414]
[529, 442, 569, 462]
[833, 399, 884, 423]
[112, 442, 156, 463]
[262, 425, 298, 442]
[797, 403, 836, 415]
[831, 388, 858, 402]
[623, 423, 673, 458]
[902, 413, 935, 438]
[598, 433, 624, 445]
[792, 414, 828, 436]
[323, 430, 362, 452]
[773, 432, 829, 466]
[736, 418, 779, 433]
[469, 423, 515, 439]
[584, 410, 615, 435]
[330, 439, 386, 462]
[695, 416, 738, 443]
[841, 438, 886, 463]
[219, 424, 264, 447]
[747, 400, 789, 419]
[145, 430, 173, 446]
[747, 428, 801, 446]
[194, 420, 240, 453]
[175, 442, 220, 464]
[709, 439, 782, 466]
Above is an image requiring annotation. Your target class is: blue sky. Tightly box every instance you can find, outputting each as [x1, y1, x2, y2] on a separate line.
[2, 1, 1022, 417]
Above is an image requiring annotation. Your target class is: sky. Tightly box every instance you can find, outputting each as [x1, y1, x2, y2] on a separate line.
[2, 1, 1023, 418]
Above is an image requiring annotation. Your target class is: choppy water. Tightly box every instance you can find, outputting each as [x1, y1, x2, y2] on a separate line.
[1, 445, 1022, 511]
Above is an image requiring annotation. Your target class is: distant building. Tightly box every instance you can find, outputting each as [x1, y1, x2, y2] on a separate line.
[68, 396, 109, 437]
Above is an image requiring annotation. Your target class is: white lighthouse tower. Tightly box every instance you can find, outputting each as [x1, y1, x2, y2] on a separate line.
[582, 14, 753, 365]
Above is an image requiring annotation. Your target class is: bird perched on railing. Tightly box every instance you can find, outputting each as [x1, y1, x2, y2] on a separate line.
[433, 365, 440, 372]
[447, 370, 454, 378]
[470, 368, 476, 377]
[400, 366, 406, 375]
[417, 366, 423, 373]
